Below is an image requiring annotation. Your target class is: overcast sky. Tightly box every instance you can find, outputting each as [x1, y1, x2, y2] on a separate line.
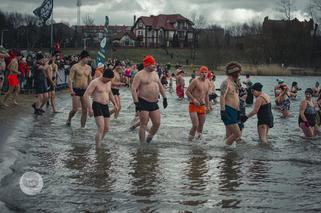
[0, 0, 312, 26]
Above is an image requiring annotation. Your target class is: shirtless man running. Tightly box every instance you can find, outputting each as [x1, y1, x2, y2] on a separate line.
[111, 61, 126, 118]
[186, 66, 210, 140]
[66, 50, 92, 127]
[84, 69, 118, 148]
[220, 62, 242, 146]
[131, 55, 168, 143]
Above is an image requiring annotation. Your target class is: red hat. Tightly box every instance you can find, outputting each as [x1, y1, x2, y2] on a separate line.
[143, 55, 156, 68]
[207, 72, 213, 79]
[199, 66, 208, 73]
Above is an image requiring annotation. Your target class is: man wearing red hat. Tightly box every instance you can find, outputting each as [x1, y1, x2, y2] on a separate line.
[186, 66, 211, 140]
[220, 61, 242, 146]
[131, 55, 168, 143]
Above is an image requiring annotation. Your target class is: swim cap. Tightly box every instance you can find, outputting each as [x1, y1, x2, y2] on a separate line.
[207, 72, 213, 79]
[103, 68, 114, 79]
[199, 66, 208, 73]
[276, 78, 284, 84]
[79, 50, 90, 59]
[36, 52, 44, 61]
[97, 62, 104, 69]
[226, 61, 242, 75]
[252, 82, 263, 92]
[143, 55, 156, 68]
[305, 88, 313, 94]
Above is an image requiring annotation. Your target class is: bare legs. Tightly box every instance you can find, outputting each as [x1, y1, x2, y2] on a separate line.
[67, 96, 87, 127]
[224, 124, 241, 145]
[139, 110, 160, 143]
[189, 112, 206, 140]
[258, 125, 269, 144]
[94, 116, 109, 149]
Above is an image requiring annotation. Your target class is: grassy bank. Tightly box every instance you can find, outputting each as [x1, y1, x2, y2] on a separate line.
[56, 48, 321, 76]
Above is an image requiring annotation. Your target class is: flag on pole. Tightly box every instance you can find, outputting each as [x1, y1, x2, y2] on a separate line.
[96, 16, 109, 64]
[33, 0, 53, 23]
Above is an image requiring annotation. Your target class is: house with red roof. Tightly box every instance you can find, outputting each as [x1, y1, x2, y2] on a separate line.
[132, 14, 195, 48]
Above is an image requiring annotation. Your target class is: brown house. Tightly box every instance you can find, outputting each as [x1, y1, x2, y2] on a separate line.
[132, 14, 195, 48]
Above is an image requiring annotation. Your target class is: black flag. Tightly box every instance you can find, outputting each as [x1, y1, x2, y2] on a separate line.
[33, 0, 53, 23]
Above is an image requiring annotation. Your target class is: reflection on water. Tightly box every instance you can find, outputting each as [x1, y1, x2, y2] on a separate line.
[129, 146, 159, 201]
[217, 150, 242, 208]
[1, 76, 321, 212]
[180, 146, 209, 206]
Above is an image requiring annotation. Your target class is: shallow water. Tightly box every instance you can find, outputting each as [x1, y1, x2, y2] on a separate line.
[1, 76, 321, 212]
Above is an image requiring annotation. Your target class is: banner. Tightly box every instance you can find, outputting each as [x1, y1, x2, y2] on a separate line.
[33, 0, 53, 23]
[96, 16, 109, 64]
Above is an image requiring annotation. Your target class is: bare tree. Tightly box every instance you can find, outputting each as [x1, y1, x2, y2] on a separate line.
[309, 0, 321, 23]
[276, 0, 295, 20]
[190, 12, 207, 29]
[82, 14, 95, 26]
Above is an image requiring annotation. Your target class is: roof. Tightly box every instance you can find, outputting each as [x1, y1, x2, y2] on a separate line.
[113, 31, 136, 40]
[135, 14, 193, 31]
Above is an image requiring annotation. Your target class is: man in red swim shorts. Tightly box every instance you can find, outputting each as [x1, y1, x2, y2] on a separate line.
[186, 66, 211, 141]
[176, 69, 185, 100]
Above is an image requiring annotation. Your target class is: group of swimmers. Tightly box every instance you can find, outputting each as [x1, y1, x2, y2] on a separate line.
[4, 48, 319, 148]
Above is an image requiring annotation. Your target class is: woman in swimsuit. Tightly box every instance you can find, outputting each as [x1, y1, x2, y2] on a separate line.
[298, 88, 318, 138]
[241, 82, 274, 144]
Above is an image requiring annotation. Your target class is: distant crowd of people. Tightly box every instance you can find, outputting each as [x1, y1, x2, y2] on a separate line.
[1, 47, 321, 148]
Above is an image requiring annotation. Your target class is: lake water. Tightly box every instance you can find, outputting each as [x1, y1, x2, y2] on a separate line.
[0, 75, 321, 212]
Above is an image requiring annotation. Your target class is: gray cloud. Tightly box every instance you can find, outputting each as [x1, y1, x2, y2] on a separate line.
[0, 0, 311, 26]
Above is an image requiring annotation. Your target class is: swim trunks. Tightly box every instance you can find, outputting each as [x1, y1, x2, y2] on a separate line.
[73, 88, 86, 97]
[138, 97, 159, 112]
[189, 102, 206, 115]
[112, 88, 120, 96]
[176, 85, 184, 99]
[7, 74, 19, 87]
[92, 101, 110, 118]
[222, 105, 240, 126]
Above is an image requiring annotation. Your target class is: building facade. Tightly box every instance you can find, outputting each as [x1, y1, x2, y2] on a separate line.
[132, 14, 195, 48]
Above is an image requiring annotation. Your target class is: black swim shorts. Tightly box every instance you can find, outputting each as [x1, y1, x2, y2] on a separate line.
[73, 88, 86, 97]
[138, 97, 159, 112]
[92, 101, 110, 118]
[112, 88, 120, 96]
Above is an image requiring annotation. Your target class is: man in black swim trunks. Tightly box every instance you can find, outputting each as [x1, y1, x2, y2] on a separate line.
[131, 55, 168, 143]
[111, 60, 126, 119]
[66, 50, 92, 127]
[84, 68, 118, 148]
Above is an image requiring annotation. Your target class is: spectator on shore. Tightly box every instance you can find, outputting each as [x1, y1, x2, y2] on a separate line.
[1, 49, 21, 106]
[19, 57, 30, 92]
